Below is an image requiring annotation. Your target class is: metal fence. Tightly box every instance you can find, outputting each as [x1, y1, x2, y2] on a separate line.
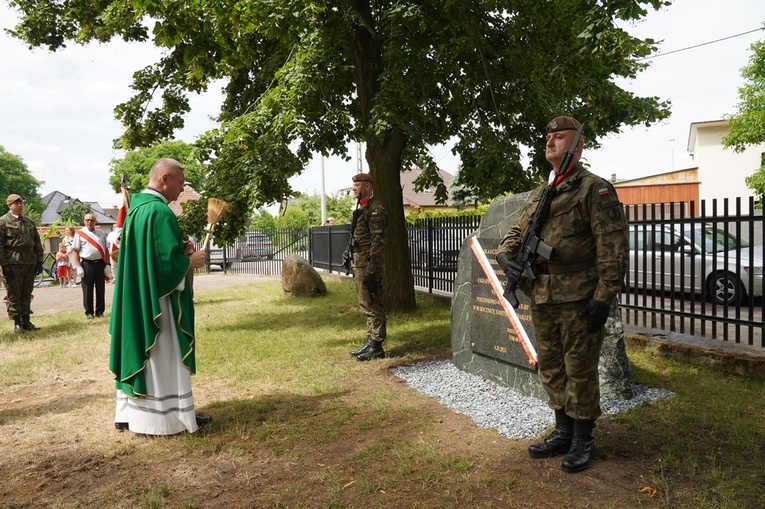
[221, 198, 764, 348]
[622, 197, 764, 347]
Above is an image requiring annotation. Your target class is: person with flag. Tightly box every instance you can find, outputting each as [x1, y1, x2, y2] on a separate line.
[106, 184, 129, 279]
[71, 213, 112, 319]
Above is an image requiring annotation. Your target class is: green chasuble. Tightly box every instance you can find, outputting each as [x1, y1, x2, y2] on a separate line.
[109, 192, 194, 398]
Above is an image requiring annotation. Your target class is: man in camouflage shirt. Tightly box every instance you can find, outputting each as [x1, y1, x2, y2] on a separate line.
[0, 194, 44, 333]
[348, 173, 388, 361]
[496, 117, 628, 473]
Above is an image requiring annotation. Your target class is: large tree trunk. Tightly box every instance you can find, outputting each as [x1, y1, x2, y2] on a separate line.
[366, 134, 417, 311]
[344, 0, 416, 311]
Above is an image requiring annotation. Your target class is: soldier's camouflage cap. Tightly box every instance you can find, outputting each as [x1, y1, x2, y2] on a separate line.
[546, 116, 581, 133]
[6, 194, 23, 206]
[352, 173, 374, 185]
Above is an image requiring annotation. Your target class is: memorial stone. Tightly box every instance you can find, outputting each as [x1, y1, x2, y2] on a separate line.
[451, 193, 633, 400]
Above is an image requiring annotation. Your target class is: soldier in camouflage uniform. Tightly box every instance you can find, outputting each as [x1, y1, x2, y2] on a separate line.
[0, 194, 44, 333]
[496, 117, 628, 473]
[348, 173, 388, 362]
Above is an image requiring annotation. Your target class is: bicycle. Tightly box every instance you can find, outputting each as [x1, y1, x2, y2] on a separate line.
[35, 252, 59, 287]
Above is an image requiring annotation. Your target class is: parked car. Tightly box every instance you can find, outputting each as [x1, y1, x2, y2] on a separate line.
[207, 237, 240, 270]
[628, 223, 763, 305]
[409, 228, 471, 271]
[241, 232, 274, 260]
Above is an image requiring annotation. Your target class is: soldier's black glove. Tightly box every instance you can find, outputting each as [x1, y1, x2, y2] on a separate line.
[1, 265, 12, 278]
[363, 273, 381, 293]
[577, 299, 610, 333]
[496, 252, 523, 284]
[35, 262, 44, 275]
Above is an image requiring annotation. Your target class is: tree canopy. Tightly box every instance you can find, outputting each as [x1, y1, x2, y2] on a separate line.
[58, 202, 93, 226]
[8, 0, 671, 309]
[0, 145, 44, 217]
[722, 32, 765, 203]
[108, 140, 207, 194]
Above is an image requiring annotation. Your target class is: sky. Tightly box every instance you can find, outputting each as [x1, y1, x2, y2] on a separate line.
[1, 0, 765, 210]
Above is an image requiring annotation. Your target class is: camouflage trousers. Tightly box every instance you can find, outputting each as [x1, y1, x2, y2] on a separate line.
[3, 263, 36, 319]
[353, 268, 387, 341]
[531, 299, 604, 420]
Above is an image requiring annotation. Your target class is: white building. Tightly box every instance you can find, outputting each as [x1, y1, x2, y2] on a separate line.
[688, 119, 765, 208]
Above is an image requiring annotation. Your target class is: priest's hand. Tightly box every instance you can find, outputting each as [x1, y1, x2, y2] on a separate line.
[189, 250, 206, 269]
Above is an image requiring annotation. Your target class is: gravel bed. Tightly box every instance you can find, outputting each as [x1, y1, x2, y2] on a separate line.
[391, 360, 675, 439]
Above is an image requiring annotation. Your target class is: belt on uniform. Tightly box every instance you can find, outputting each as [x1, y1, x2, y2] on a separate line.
[533, 259, 597, 274]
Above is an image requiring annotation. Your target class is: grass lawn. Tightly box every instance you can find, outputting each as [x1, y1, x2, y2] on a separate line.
[0, 276, 763, 508]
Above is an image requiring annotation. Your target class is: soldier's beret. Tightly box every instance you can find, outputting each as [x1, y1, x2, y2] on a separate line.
[6, 194, 23, 206]
[546, 116, 581, 133]
[352, 173, 374, 185]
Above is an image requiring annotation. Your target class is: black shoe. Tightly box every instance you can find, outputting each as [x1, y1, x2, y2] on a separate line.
[21, 320, 40, 330]
[14, 322, 25, 333]
[350, 338, 372, 357]
[356, 340, 385, 361]
[115, 422, 129, 431]
[196, 415, 212, 428]
[560, 435, 595, 473]
[560, 419, 596, 473]
[95, 313, 104, 318]
[528, 428, 574, 458]
[86, 313, 94, 320]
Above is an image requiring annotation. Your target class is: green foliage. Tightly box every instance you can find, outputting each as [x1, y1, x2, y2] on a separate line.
[8, 0, 673, 310]
[58, 202, 93, 226]
[40, 218, 60, 244]
[249, 208, 277, 231]
[0, 145, 44, 216]
[108, 140, 207, 193]
[289, 192, 354, 226]
[274, 206, 310, 231]
[723, 35, 765, 205]
[405, 205, 489, 224]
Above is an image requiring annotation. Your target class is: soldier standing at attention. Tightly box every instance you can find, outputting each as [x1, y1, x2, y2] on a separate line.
[348, 173, 388, 362]
[0, 194, 44, 333]
[496, 117, 628, 473]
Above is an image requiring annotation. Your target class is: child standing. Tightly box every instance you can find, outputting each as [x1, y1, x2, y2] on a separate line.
[56, 243, 70, 288]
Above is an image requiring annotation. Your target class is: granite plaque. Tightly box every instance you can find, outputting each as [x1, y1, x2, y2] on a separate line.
[469, 237, 537, 372]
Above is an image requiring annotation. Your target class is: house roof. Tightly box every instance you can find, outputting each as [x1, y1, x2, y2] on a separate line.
[40, 191, 115, 226]
[400, 168, 454, 208]
[168, 184, 202, 216]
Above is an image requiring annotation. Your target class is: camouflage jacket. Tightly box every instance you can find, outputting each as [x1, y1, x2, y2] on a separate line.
[0, 212, 44, 266]
[352, 196, 387, 275]
[497, 165, 628, 305]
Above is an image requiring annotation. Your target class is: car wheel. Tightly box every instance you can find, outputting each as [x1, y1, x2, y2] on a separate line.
[710, 271, 745, 306]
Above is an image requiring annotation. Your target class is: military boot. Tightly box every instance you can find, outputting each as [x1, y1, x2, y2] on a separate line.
[22, 315, 40, 331]
[350, 338, 373, 357]
[13, 316, 25, 334]
[528, 409, 574, 458]
[560, 419, 596, 473]
[356, 339, 385, 361]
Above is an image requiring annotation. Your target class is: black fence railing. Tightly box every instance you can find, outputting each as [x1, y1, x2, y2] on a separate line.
[622, 198, 763, 347]
[218, 198, 764, 348]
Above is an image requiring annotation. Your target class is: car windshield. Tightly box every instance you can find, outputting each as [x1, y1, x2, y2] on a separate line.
[684, 226, 749, 253]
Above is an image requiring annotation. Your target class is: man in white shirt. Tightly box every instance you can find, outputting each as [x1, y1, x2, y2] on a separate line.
[72, 213, 112, 319]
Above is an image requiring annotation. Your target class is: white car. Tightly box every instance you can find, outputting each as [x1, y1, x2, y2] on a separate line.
[628, 223, 763, 306]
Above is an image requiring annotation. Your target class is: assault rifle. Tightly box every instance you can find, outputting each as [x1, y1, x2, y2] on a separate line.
[341, 198, 362, 275]
[498, 123, 584, 308]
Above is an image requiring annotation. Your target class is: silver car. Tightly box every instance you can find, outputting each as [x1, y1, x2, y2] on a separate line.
[628, 223, 763, 305]
[241, 232, 274, 260]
